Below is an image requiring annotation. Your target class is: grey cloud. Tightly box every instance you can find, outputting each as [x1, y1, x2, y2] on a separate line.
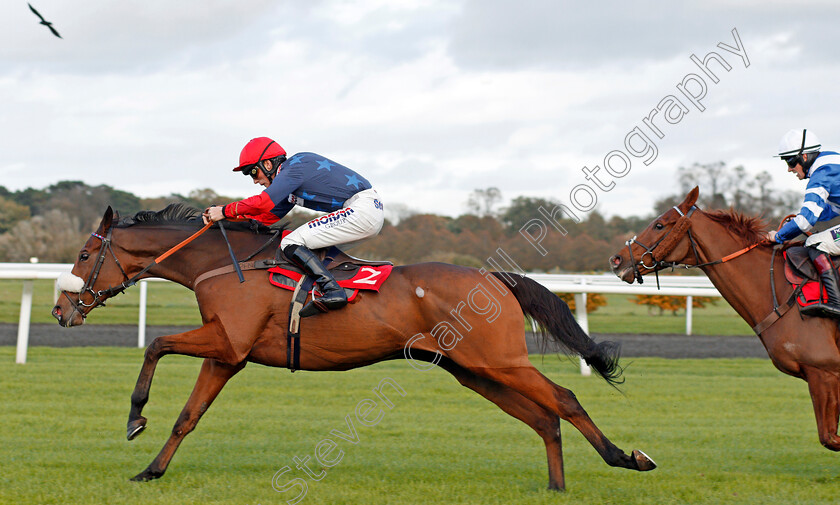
[2, 1, 289, 74]
[447, 1, 837, 70]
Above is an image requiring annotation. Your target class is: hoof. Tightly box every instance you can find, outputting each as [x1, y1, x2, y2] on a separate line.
[546, 483, 566, 493]
[130, 468, 162, 482]
[632, 449, 656, 471]
[127, 417, 147, 441]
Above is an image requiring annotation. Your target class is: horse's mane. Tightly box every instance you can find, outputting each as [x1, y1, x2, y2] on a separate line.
[115, 203, 280, 234]
[117, 203, 202, 227]
[702, 208, 767, 245]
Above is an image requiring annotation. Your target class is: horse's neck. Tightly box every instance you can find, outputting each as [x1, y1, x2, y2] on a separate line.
[691, 222, 780, 328]
[117, 227, 252, 289]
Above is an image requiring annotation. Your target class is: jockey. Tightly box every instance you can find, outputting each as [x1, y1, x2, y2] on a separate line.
[202, 137, 384, 317]
[766, 129, 840, 318]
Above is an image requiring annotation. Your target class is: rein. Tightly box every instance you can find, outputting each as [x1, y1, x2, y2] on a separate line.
[624, 207, 800, 335]
[64, 222, 212, 319]
[68, 221, 284, 318]
[624, 205, 766, 288]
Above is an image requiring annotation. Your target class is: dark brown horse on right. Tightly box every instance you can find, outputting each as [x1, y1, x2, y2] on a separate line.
[610, 186, 840, 451]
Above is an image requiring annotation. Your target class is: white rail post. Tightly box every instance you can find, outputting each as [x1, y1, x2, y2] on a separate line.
[574, 279, 592, 377]
[138, 280, 148, 348]
[16, 280, 33, 364]
[685, 295, 693, 336]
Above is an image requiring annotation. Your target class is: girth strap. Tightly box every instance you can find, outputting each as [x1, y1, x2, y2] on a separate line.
[753, 245, 804, 335]
[286, 275, 314, 372]
[752, 287, 801, 335]
[193, 260, 280, 288]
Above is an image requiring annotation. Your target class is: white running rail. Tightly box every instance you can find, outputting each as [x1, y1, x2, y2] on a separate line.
[1, 264, 721, 365]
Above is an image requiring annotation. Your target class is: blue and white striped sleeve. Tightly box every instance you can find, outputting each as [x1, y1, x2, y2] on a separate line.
[776, 184, 830, 242]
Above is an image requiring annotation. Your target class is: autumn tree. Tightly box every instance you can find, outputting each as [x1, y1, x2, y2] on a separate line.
[556, 292, 608, 313]
[465, 187, 502, 217]
[0, 210, 87, 262]
[630, 295, 718, 315]
[0, 196, 31, 233]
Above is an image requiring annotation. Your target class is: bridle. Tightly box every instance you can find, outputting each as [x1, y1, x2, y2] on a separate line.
[623, 205, 762, 287]
[62, 220, 215, 322]
[63, 226, 132, 321]
[622, 206, 803, 335]
[624, 205, 700, 286]
[61, 218, 281, 322]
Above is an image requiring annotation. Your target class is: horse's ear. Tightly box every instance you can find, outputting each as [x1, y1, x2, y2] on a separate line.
[98, 206, 114, 233]
[681, 186, 699, 210]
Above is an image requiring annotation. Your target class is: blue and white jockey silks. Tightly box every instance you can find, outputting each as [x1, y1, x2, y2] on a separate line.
[776, 151, 840, 253]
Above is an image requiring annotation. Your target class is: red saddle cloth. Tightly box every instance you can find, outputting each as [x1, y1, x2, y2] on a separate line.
[267, 264, 393, 302]
[783, 251, 831, 308]
[797, 281, 825, 308]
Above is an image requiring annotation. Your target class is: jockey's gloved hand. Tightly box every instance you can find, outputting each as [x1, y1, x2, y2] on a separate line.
[202, 206, 225, 225]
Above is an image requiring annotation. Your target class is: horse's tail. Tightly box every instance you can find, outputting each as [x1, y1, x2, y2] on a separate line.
[491, 272, 624, 387]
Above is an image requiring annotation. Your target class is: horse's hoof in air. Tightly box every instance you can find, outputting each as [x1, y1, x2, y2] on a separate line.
[632, 449, 656, 471]
[127, 417, 147, 441]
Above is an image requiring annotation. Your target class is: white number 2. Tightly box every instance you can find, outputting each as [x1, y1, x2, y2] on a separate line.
[354, 267, 382, 285]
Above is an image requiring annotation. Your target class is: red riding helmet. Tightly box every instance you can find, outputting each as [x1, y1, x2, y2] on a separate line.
[233, 137, 287, 172]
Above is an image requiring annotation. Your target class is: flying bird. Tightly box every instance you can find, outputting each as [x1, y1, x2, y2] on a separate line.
[28, 3, 62, 39]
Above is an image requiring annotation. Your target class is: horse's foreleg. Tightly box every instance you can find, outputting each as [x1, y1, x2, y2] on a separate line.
[132, 358, 245, 481]
[436, 358, 566, 491]
[803, 365, 840, 451]
[127, 323, 233, 441]
[474, 365, 655, 472]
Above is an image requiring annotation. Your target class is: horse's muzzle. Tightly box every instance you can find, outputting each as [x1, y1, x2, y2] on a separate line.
[52, 302, 84, 327]
[609, 254, 635, 283]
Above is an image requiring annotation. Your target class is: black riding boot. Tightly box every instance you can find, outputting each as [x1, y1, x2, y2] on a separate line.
[802, 249, 840, 319]
[283, 245, 347, 317]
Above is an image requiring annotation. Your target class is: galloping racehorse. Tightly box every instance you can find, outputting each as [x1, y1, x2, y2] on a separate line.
[610, 186, 840, 452]
[52, 205, 655, 490]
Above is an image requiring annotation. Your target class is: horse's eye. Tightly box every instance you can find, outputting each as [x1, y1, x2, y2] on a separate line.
[79, 252, 90, 261]
[654, 223, 665, 230]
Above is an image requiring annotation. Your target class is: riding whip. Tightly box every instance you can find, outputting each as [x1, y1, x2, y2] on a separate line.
[217, 221, 245, 283]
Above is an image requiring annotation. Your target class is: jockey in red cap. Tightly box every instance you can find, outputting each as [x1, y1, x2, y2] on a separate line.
[203, 137, 384, 317]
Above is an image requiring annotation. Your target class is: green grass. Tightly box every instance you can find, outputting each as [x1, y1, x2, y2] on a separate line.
[2, 280, 753, 335]
[586, 294, 753, 335]
[0, 347, 835, 504]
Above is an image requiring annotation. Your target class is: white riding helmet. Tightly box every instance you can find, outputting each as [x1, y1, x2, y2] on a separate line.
[777, 129, 821, 157]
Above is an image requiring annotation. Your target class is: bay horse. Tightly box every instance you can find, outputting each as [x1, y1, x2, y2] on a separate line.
[51, 204, 655, 490]
[610, 186, 840, 452]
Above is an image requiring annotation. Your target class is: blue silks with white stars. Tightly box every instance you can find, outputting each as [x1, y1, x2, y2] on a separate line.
[263, 152, 372, 217]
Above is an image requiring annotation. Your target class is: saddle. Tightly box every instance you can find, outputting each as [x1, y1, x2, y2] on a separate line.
[783, 246, 840, 309]
[192, 243, 392, 290]
[190, 234, 393, 372]
[267, 245, 393, 297]
[267, 245, 393, 373]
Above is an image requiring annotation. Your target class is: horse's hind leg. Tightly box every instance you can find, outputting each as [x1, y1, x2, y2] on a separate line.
[132, 358, 245, 481]
[473, 365, 655, 472]
[127, 323, 233, 440]
[803, 365, 840, 451]
[436, 358, 567, 491]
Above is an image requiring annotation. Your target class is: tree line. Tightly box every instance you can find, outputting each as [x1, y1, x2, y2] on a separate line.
[0, 161, 803, 269]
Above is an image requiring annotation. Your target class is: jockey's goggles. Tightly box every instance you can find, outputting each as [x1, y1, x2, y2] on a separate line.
[241, 163, 262, 178]
[783, 156, 799, 168]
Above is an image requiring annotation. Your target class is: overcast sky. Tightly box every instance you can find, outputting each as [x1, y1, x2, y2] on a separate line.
[2, 1, 838, 219]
